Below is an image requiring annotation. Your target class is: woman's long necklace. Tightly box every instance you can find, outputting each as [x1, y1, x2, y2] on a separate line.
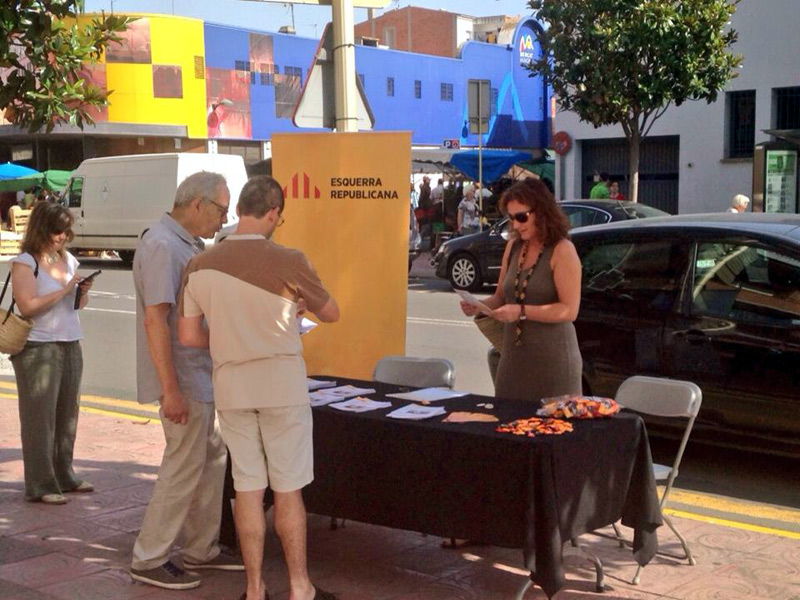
[513, 241, 544, 347]
[43, 252, 60, 265]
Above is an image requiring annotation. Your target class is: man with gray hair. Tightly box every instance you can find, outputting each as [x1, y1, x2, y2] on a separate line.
[179, 175, 339, 600]
[728, 194, 750, 213]
[130, 171, 243, 590]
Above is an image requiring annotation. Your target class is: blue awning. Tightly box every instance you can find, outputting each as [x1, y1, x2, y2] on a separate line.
[449, 149, 532, 183]
[0, 162, 39, 180]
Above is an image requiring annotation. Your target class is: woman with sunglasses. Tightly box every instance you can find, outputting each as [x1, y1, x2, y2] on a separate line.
[10, 202, 94, 504]
[460, 179, 583, 403]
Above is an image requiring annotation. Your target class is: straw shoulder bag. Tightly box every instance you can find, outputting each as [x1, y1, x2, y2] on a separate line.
[0, 258, 38, 356]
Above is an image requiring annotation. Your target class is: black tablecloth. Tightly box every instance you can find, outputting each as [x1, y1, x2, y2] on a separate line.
[221, 378, 662, 598]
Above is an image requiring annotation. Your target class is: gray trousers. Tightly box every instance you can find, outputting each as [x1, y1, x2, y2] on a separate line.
[11, 340, 84, 500]
[131, 399, 227, 570]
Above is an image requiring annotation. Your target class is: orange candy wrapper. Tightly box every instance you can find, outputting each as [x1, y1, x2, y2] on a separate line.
[536, 395, 620, 419]
[495, 417, 574, 437]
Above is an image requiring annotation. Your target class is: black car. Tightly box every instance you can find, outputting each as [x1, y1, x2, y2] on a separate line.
[433, 199, 668, 291]
[571, 213, 800, 457]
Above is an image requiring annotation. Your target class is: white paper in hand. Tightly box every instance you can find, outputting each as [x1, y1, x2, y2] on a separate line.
[455, 290, 493, 315]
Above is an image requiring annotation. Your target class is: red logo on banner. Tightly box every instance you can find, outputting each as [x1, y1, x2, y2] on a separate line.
[283, 172, 321, 199]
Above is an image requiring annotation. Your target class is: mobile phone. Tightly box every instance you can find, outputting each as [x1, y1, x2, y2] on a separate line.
[80, 269, 102, 284]
[74, 270, 102, 309]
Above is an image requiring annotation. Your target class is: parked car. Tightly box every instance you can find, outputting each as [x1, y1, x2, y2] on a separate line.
[433, 199, 668, 290]
[571, 213, 800, 457]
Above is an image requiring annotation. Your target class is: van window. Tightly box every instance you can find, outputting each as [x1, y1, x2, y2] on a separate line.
[579, 239, 689, 312]
[692, 242, 800, 325]
[64, 177, 84, 208]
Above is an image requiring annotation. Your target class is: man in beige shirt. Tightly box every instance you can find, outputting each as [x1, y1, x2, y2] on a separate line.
[178, 176, 339, 600]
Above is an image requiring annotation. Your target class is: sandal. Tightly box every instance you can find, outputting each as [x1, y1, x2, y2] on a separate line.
[441, 538, 474, 550]
[313, 586, 337, 600]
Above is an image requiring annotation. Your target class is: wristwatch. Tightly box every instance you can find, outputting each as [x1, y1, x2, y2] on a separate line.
[519, 304, 527, 321]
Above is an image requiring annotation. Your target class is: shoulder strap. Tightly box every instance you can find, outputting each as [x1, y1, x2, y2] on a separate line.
[1, 256, 39, 323]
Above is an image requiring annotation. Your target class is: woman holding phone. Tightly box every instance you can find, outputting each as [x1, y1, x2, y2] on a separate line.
[10, 202, 94, 504]
[460, 179, 583, 404]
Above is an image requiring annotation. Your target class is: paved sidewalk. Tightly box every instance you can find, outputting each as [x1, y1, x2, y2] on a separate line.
[1, 398, 798, 600]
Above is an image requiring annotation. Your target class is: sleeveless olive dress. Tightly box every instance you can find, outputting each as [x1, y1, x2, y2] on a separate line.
[494, 243, 583, 404]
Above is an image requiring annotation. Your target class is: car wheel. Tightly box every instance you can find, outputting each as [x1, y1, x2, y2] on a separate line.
[118, 250, 135, 265]
[448, 253, 483, 291]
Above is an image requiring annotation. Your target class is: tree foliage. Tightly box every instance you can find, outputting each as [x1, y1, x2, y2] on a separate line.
[529, 0, 742, 202]
[0, 1, 133, 133]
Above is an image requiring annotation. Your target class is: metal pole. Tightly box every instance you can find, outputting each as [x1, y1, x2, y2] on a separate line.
[478, 82, 484, 232]
[332, 0, 359, 132]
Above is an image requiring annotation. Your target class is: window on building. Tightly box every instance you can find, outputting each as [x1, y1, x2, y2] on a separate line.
[235, 60, 247, 72]
[774, 87, 800, 130]
[726, 90, 756, 159]
[490, 87, 498, 116]
[387, 77, 395, 97]
[440, 82, 454, 102]
[259, 63, 276, 86]
[383, 26, 396, 48]
[414, 80, 422, 99]
[285, 66, 303, 85]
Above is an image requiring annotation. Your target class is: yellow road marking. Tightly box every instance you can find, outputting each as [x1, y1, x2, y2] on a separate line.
[80, 406, 157, 424]
[665, 508, 800, 540]
[665, 488, 800, 525]
[0, 381, 158, 415]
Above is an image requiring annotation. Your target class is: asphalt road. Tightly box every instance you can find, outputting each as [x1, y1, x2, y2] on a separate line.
[1, 256, 798, 535]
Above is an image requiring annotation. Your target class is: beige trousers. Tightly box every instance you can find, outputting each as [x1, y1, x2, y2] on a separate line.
[131, 399, 228, 570]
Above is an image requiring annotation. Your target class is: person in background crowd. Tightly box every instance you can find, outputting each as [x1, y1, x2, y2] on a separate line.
[609, 181, 625, 201]
[409, 182, 419, 210]
[10, 202, 94, 505]
[728, 194, 750, 213]
[178, 176, 340, 600]
[461, 179, 582, 404]
[590, 172, 610, 199]
[130, 171, 242, 591]
[457, 186, 481, 235]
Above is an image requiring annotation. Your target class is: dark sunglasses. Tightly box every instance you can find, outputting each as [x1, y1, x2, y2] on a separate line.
[509, 209, 533, 224]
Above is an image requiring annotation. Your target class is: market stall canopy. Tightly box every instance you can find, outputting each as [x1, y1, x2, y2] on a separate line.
[0, 162, 39, 180]
[449, 149, 532, 184]
[0, 169, 72, 193]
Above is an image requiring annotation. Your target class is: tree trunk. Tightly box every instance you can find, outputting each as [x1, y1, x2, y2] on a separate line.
[628, 131, 641, 203]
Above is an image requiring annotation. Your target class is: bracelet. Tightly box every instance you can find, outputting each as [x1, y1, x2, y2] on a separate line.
[519, 304, 527, 321]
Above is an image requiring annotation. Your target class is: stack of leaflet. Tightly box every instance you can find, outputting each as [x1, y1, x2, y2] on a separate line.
[385, 387, 469, 402]
[307, 378, 337, 391]
[329, 397, 392, 413]
[309, 384, 377, 407]
[386, 404, 447, 420]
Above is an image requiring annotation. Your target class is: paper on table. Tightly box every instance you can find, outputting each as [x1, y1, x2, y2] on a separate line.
[307, 378, 337, 391]
[309, 385, 377, 407]
[385, 387, 470, 402]
[298, 317, 318, 335]
[455, 289, 493, 316]
[386, 404, 447, 420]
[329, 397, 392, 413]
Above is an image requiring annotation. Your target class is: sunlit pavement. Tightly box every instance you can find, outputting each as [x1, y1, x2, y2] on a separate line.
[1, 387, 799, 599]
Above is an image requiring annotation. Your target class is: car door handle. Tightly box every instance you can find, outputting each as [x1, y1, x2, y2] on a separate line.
[680, 329, 708, 344]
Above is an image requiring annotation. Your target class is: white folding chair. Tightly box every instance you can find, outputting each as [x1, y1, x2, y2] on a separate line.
[613, 375, 703, 585]
[330, 356, 456, 531]
[373, 355, 456, 389]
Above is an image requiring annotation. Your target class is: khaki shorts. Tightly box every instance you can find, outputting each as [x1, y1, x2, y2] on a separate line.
[217, 405, 313, 493]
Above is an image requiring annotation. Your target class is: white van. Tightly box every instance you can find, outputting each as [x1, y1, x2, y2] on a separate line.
[61, 153, 248, 263]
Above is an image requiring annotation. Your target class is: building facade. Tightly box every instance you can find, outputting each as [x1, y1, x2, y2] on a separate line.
[0, 13, 549, 172]
[554, 0, 800, 215]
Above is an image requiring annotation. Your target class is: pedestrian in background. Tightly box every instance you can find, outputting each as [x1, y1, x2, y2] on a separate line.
[10, 202, 94, 505]
[130, 171, 243, 591]
[728, 194, 750, 213]
[178, 176, 340, 600]
[590, 172, 610, 199]
[457, 186, 480, 235]
[609, 181, 625, 201]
